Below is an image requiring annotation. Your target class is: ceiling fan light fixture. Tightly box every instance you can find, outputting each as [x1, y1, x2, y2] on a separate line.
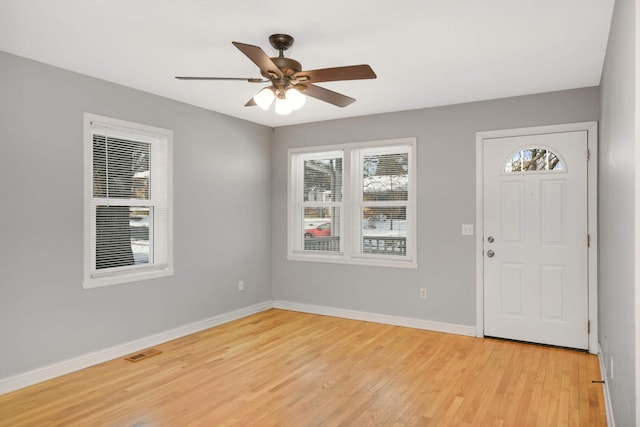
[254, 87, 275, 110]
[286, 87, 306, 111]
[275, 95, 293, 115]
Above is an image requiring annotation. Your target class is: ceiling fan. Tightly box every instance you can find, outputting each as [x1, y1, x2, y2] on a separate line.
[175, 34, 377, 115]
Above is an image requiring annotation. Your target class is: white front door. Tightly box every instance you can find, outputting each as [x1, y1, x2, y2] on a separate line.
[483, 131, 589, 349]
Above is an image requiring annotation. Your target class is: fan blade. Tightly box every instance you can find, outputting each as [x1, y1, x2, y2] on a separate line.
[175, 76, 267, 82]
[303, 84, 355, 108]
[295, 65, 376, 84]
[245, 97, 257, 107]
[232, 42, 283, 79]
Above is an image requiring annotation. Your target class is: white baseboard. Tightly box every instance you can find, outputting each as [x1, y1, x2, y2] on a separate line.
[272, 300, 477, 337]
[598, 343, 616, 427]
[1, 300, 475, 395]
[0, 301, 272, 395]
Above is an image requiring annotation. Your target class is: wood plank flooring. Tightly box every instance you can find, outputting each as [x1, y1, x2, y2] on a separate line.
[0, 309, 607, 426]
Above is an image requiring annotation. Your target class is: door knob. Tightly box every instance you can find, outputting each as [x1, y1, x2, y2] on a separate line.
[487, 236, 495, 243]
[487, 250, 495, 258]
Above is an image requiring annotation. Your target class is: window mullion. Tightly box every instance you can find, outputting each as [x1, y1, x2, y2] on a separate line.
[342, 147, 355, 257]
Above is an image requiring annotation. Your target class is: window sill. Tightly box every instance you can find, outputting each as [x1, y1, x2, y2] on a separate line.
[287, 253, 417, 269]
[83, 267, 174, 289]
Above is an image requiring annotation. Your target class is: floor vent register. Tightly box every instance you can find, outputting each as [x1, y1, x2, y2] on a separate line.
[124, 348, 162, 362]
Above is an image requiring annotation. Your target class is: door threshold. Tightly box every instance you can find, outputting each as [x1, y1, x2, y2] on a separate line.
[483, 335, 588, 353]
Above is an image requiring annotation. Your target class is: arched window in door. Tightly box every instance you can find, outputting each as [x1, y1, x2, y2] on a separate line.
[504, 147, 565, 173]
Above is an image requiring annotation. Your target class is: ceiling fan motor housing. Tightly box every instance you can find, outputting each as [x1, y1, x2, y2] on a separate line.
[264, 56, 305, 95]
[266, 57, 301, 77]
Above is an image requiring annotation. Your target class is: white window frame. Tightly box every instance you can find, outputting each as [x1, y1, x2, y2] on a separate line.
[288, 137, 417, 268]
[83, 113, 174, 288]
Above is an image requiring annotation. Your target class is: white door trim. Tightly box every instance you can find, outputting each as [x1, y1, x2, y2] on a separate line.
[475, 121, 598, 353]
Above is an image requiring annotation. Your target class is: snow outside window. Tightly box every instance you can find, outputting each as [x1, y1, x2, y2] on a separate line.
[288, 137, 416, 268]
[83, 113, 174, 288]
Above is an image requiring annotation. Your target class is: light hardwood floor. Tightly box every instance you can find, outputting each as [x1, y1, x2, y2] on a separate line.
[0, 309, 607, 426]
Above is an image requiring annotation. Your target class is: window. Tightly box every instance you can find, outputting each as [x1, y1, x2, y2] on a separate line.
[504, 147, 564, 172]
[299, 150, 343, 253]
[83, 113, 173, 288]
[288, 138, 416, 268]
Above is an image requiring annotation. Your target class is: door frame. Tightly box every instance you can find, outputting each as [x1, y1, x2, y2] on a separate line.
[475, 122, 598, 354]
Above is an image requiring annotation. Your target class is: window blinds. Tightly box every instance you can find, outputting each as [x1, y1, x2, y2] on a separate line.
[89, 125, 169, 276]
[301, 152, 343, 252]
[360, 146, 411, 258]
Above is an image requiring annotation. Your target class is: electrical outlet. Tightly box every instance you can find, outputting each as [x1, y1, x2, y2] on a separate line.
[420, 288, 427, 299]
[461, 224, 474, 236]
[238, 280, 245, 291]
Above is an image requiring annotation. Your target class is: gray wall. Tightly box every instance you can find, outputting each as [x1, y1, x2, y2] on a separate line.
[598, 0, 636, 424]
[0, 47, 608, 404]
[271, 88, 600, 325]
[0, 52, 273, 379]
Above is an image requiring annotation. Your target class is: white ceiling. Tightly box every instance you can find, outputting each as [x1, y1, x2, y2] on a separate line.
[1, 1, 614, 128]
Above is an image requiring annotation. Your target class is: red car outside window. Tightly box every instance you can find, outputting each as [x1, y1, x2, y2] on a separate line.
[304, 222, 331, 238]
